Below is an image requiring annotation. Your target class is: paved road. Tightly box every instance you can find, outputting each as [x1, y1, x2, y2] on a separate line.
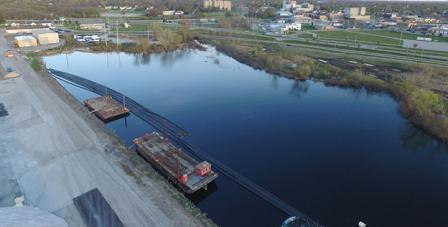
[0, 30, 206, 227]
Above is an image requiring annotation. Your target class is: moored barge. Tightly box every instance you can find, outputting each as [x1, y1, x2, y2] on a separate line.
[133, 132, 218, 193]
[84, 96, 129, 122]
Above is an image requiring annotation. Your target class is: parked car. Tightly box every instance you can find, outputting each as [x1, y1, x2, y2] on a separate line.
[6, 67, 13, 72]
[4, 50, 14, 58]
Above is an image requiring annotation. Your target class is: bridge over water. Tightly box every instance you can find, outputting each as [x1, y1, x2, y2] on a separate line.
[48, 68, 322, 227]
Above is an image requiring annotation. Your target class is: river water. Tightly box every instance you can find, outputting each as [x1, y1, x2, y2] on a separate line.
[44, 47, 448, 227]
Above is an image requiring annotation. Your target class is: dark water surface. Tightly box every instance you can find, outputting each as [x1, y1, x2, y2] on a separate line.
[44, 48, 448, 227]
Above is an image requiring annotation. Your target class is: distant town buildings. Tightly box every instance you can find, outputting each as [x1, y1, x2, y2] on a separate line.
[283, 23, 302, 32]
[294, 15, 312, 24]
[293, 3, 314, 14]
[282, 0, 313, 14]
[282, 0, 297, 11]
[344, 7, 370, 21]
[203, 0, 232, 11]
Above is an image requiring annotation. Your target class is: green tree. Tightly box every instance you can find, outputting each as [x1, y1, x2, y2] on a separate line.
[150, 23, 183, 50]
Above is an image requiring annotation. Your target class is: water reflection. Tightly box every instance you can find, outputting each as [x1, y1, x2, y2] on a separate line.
[289, 80, 309, 98]
[160, 50, 189, 67]
[133, 53, 152, 66]
[400, 123, 448, 153]
[270, 75, 278, 89]
[186, 182, 218, 204]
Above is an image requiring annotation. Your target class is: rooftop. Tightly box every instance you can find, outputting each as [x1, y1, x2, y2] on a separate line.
[14, 35, 36, 41]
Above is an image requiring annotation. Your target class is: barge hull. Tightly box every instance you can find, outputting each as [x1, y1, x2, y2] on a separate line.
[134, 133, 218, 194]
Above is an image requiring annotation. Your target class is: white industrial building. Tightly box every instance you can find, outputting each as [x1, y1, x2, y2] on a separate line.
[6, 27, 51, 34]
[15, 36, 38, 47]
[32, 30, 60, 45]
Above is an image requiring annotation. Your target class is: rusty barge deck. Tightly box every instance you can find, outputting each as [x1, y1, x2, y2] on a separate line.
[133, 132, 218, 193]
[84, 96, 129, 122]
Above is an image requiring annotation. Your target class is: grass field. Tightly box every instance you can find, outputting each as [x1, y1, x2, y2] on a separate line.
[315, 30, 401, 45]
[119, 24, 149, 32]
[314, 30, 448, 46]
[201, 11, 227, 18]
[362, 30, 448, 43]
[363, 30, 448, 42]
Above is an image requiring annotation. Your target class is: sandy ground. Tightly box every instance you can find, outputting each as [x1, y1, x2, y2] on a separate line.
[0, 29, 208, 227]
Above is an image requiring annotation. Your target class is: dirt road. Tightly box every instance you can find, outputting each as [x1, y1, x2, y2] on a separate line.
[0, 29, 209, 227]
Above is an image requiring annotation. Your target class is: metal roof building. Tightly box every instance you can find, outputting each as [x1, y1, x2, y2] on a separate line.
[32, 30, 60, 45]
[15, 36, 38, 48]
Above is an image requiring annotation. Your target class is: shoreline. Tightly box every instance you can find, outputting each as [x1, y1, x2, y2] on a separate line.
[30, 43, 217, 226]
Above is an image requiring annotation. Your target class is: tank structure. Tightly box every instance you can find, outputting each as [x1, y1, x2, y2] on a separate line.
[133, 132, 218, 193]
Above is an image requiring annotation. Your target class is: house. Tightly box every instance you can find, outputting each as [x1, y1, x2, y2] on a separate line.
[162, 10, 175, 16]
[203, 0, 232, 11]
[119, 6, 133, 10]
[15, 36, 38, 48]
[32, 30, 59, 45]
[41, 22, 52, 27]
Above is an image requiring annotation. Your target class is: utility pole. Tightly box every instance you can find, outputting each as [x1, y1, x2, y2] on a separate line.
[104, 17, 108, 46]
[122, 95, 126, 110]
[420, 49, 423, 63]
[147, 24, 150, 41]
[399, 25, 403, 46]
[116, 20, 119, 48]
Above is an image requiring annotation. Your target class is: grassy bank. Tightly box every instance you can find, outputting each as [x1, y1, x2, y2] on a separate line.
[205, 38, 448, 143]
[27, 53, 43, 72]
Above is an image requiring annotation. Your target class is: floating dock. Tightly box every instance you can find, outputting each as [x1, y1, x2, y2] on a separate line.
[84, 96, 129, 122]
[134, 132, 218, 193]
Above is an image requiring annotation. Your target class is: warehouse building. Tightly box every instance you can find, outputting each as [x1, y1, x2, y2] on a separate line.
[6, 27, 51, 34]
[32, 30, 60, 45]
[15, 36, 38, 47]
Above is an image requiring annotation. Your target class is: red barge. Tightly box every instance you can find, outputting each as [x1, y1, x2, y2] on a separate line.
[133, 132, 218, 193]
